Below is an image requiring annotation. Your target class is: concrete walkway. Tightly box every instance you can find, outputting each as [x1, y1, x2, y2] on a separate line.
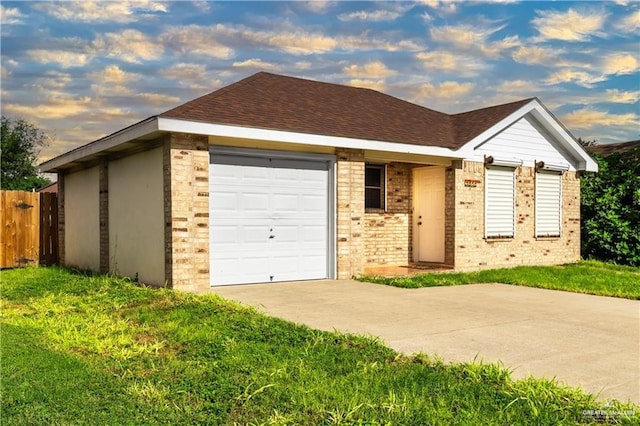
[212, 280, 640, 404]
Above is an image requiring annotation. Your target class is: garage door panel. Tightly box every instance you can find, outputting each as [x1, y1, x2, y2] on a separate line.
[302, 225, 326, 242]
[302, 194, 327, 214]
[272, 193, 299, 213]
[241, 192, 270, 213]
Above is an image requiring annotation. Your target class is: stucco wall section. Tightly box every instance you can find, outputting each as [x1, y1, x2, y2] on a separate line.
[454, 161, 581, 270]
[109, 147, 165, 286]
[164, 133, 210, 292]
[336, 148, 364, 278]
[364, 162, 412, 265]
[64, 166, 100, 271]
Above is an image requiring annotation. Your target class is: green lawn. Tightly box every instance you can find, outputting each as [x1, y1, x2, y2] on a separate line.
[359, 261, 640, 299]
[2, 267, 638, 425]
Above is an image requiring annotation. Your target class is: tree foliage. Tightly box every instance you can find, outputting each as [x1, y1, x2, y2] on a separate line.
[576, 137, 597, 147]
[1, 116, 51, 190]
[581, 148, 640, 266]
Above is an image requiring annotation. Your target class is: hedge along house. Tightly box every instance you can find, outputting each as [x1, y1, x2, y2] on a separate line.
[40, 72, 597, 291]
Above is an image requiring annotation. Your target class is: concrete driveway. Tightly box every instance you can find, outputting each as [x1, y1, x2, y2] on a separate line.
[212, 280, 640, 403]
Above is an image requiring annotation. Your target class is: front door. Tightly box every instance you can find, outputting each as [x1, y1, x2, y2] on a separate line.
[413, 167, 445, 263]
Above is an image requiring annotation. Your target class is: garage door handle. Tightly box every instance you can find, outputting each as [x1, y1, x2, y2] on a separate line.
[269, 235, 275, 239]
[418, 222, 422, 225]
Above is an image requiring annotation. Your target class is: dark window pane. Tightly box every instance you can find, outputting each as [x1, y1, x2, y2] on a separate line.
[365, 188, 382, 209]
[365, 167, 382, 187]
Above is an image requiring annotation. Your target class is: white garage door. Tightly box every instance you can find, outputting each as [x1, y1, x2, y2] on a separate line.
[209, 152, 331, 286]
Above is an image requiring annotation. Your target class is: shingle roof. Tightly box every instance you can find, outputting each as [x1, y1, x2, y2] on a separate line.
[161, 72, 533, 149]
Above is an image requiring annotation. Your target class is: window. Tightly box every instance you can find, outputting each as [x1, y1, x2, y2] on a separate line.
[365, 164, 385, 210]
[535, 171, 562, 237]
[485, 166, 515, 238]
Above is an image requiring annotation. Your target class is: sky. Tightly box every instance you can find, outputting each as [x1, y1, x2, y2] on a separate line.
[1, 1, 639, 164]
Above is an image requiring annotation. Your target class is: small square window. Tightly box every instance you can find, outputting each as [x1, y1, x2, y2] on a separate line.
[365, 164, 385, 210]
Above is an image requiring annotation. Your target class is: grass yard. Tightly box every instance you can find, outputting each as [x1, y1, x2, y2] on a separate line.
[2, 267, 638, 425]
[359, 261, 640, 299]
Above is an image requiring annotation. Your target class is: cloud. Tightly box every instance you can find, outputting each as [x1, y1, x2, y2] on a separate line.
[544, 69, 606, 88]
[302, 1, 336, 13]
[161, 25, 234, 59]
[89, 65, 140, 85]
[26, 49, 90, 68]
[138, 93, 180, 107]
[601, 53, 639, 75]
[419, 0, 457, 14]
[233, 58, 281, 71]
[4, 95, 93, 120]
[347, 79, 387, 91]
[160, 23, 422, 58]
[243, 28, 338, 55]
[338, 4, 413, 22]
[511, 45, 559, 65]
[88, 65, 141, 95]
[1, 4, 25, 25]
[340, 34, 422, 53]
[496, 80, 538, 93]
[91, 29, 164, 63]
[429, 23, 519, 57]
[343, 61, 396, 78]
[604, 89, 639, 104]
[561, 108, 639, 130]
[32, 0, 167, 23]
[160, 63, 207, 81]
[192, 1, 210, 12]
[419, 81, 475, 99]
[416, 51, 488, 76]
[531, 8, 606, 42]
[615, 9, 640, 33]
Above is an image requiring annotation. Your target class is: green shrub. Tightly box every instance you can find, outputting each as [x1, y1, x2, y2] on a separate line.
[581, 147, 640, 266]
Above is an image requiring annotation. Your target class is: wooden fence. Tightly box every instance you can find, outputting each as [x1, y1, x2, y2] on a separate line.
[0, 190, 58, 268]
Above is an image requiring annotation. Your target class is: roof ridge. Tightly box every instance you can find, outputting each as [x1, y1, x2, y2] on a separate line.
[452, 97, 536, 117]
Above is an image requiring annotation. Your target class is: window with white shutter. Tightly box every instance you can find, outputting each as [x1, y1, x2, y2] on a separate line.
[535, 171, 562, 237]
[485, 166, 515, 238]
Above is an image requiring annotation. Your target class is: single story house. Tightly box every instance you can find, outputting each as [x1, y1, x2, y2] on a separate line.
[40, 72, 597, 291]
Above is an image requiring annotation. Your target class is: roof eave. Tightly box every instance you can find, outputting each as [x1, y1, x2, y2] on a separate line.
[39, 117, 160, 173]
[157, 117, 466, 159]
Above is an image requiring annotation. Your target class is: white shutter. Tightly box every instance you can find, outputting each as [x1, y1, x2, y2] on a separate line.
[485, 167, 515, 238]
[536, 171, 562, 237]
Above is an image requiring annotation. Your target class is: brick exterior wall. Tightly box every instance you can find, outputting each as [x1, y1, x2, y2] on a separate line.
[452, 160, 581, 271]
[444, 164, 457, 266]
[336, 148, 365, 278]
[99, 159, 109, 274]
[364, 162, 412, 265]
[163, 133, 210, 292]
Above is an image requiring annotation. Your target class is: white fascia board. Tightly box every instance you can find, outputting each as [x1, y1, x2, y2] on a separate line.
[457, 100, 598, 172]
[157, 117, 465, 159]
[527, 105, 598, 172]
[40, 117, 159, 172]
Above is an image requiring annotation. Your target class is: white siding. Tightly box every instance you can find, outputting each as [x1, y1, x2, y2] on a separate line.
[65, 166, 100, 271]
[485, 167, 515, 238]
[470, 116, 575, 171]
[536, 171, 562, 237]
[109, 148, 165, 286]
